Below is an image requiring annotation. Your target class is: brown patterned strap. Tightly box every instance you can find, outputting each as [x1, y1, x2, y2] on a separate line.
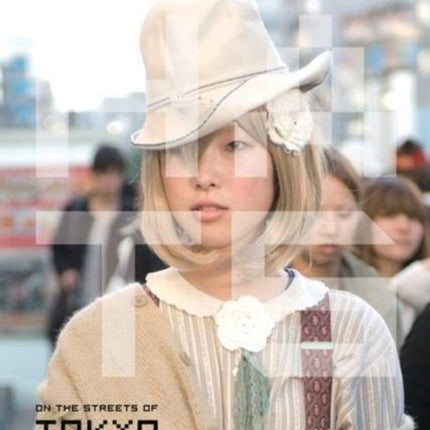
[142, 283, 160, 307]
[300, 294, 332, 430]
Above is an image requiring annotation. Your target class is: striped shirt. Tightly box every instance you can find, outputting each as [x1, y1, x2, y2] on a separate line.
[146, 268, 413, 430]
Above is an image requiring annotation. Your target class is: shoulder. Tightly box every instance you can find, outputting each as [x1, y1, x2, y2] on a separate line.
[328, 287, 378, 313]
[327, 289, 396, 364]
[340, 252, 396, 306]
[292, 274, 395, 362]
[48, 283, 156, 388]
[328, 288, 388, 334]
[37, 284, 162, 412]
[340, 252, 380, 278]
[296, 271, 376, 319]
[339, 253, 399, 317]
[295, 272, 387, 337]
[62, 195, 88, 212]
[57, 284, 145, 345]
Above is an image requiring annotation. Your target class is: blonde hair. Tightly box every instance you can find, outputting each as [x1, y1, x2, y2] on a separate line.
[140, 108, 324, 275]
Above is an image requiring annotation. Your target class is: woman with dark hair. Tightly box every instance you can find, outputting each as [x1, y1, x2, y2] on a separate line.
[356, 177, 430, 333]
[293, 147, 404, 346]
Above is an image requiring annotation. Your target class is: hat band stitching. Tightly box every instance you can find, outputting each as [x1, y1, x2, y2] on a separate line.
[146, 65, 288, 110]
[131, 78, 250, 148]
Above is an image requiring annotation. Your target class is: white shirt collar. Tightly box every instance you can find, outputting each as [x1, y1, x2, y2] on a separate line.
[146, 268, 328, 323]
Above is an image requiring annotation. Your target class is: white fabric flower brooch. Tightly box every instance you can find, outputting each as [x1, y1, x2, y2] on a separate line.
[266, 89, 313, 155]
[215, 296, 275, 353]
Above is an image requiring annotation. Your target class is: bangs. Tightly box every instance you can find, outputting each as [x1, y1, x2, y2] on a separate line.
[357, 176, 430, 268]
[364, 177, 426, 223]
[163, 140, 199, 175]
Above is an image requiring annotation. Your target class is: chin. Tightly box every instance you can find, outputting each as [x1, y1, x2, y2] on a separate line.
[315, 256, 338, 266]
[199, 241, 231, 250]
[198, 236, 258, 255]
[313, 246, 341, 260]
[184, 221, 263, 253]
[182, 230, 230, 249]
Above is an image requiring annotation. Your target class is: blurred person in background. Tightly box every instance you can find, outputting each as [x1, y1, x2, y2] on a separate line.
[356, 177, 430, 335]
[396, 137, 430, 209]
[396, 138, 428, 189]
[293, 147, 404, 347]
[396, 138, 426, 174]
[47, 144, 136, 346]
[400, 301, 430, 429]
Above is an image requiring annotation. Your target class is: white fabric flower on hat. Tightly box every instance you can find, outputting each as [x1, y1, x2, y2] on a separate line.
[215, 296, 275, 352]
[266, 89, 313, 155]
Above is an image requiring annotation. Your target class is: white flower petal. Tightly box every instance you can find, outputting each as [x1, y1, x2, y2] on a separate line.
[266, 90, 312, 154]
[215, 295, 275, 352]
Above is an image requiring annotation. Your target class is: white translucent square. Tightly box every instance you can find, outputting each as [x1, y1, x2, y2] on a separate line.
[332, 47, 365, 113]
[299, 14, 332, 48]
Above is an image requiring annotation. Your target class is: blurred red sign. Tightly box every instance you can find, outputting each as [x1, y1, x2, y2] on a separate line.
[0, 166, 90, 248]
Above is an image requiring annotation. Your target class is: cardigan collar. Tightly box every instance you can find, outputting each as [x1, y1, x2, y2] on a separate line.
[146, 268, 327, 323]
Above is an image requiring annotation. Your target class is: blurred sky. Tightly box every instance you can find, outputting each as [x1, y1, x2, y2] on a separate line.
[0, 0, 159, 111]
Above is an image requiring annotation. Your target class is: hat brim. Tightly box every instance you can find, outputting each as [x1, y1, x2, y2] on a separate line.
[131, 51, 331, 149]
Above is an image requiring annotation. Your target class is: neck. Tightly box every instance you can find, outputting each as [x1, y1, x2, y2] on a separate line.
[293, 254, 340, 279]
[374, 256, 402, 278]
[180, 257, 287, 302]
[89, 194, 119, 211]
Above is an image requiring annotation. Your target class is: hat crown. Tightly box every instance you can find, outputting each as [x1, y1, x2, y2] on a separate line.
[140, 0, 286, 107]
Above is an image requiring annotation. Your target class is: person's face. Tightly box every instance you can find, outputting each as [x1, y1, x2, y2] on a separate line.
[302, 175, 359, 265]
[91, 169, 123, 198]
[161, 124, 275, 252]
[372, 213, 424, 266]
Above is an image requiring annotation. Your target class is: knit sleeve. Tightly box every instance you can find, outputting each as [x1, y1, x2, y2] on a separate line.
[331, 292, 415, 430]
[34, 326, 88, 429]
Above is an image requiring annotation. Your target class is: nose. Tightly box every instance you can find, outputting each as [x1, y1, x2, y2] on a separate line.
[319, 212, 339, 237]
[194, 145, 220, 190]
[395, 213, 412, 231]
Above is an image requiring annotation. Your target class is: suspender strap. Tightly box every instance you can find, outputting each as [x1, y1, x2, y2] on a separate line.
[300, 293, 333, 430]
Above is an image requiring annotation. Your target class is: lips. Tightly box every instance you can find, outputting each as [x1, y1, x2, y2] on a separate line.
[318, 244, 340, 254]
[191, 201, 228, 222]
[191, 201, 228, 211]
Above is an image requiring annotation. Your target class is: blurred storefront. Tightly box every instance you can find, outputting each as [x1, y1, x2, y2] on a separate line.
[0, 129, 98, 332]
[0, 51, 144, 331]
[341, 4, 423, 170]
[258, 0, 429, 173]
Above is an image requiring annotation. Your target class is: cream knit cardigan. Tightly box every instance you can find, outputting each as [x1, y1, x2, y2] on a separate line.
[35, 284, 216, 429]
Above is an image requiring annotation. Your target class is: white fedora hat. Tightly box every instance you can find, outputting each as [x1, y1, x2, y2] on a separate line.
[131, 0, 331, 149]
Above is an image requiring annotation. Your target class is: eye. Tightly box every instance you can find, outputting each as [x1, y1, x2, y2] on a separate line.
[225, 140, 249, 152]
[337, 211, 352, 219]
[336, 210, 356, 220]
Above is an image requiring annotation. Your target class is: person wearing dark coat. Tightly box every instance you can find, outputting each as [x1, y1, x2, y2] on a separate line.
[400, 303, 430, 429]
[48, 144, 136, 345]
